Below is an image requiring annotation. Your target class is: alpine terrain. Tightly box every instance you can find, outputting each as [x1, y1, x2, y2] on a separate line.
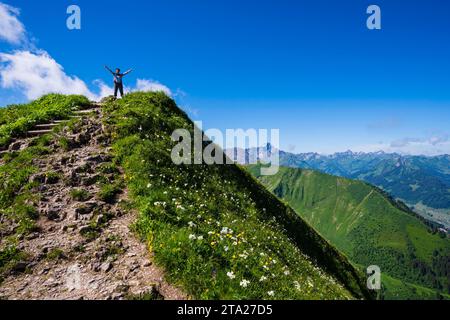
[230, 146, 450, 230]
[0, 92, 372, 300]
[248, 164, 450, 300]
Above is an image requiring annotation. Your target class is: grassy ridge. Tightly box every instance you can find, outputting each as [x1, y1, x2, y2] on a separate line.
[0, 94, 89, 148]
[101, 92, 372, 300]
[248, 165, 450, 299]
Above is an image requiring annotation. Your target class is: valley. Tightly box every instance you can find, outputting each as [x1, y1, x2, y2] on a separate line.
[248, 164, 450, 300]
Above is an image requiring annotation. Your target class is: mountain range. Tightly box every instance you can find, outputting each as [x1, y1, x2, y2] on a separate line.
[227, 146, 450, 229]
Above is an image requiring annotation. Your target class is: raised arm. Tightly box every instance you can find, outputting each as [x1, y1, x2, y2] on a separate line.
[123, 69, 133, 76]
[105, 65, 114, 74]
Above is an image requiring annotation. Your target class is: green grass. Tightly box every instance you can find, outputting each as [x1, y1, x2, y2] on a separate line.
[101, 92, 372, 300]
[382, 274, 450, 300]
[0, 137, 52, 240]
[45, 248, 66, 261]
[0, 244, 28, 283]
[0, 94, 89, 149]
[44, 171, 61, 184]
[248, 165, 450, 300]
[97, 180, 123, 203]
[70, 189, 91, 202]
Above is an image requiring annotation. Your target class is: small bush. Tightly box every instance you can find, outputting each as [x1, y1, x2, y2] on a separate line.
[46, 248, 66, 261]
[0, 244, 27, 280]
[59, 137, 70, 151]
[98, 163, 120, 175]
[97, 182, 122, 203]
[45, 171, 61, 184]
[70, 189, 91, 202]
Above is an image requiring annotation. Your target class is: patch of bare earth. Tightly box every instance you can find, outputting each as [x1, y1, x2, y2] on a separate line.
[0, 107, 187, 300]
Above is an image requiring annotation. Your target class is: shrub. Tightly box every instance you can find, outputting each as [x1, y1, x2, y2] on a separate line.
[97, 183, 122, 203]
[70, 189, 91, 202]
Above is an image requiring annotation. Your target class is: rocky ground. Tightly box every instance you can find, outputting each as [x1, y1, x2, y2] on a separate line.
[0, 106, 186, 300]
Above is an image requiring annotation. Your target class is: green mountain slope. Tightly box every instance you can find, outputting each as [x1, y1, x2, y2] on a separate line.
[277, 150, 450, 228]
[1, 92, 373, 300]
[248, 165, 450, 299]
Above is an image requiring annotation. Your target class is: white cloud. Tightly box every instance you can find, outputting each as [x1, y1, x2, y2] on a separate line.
[353, 134, 450, 156]
[93, 79, 115, 99]
[0, 50, 174, 102]
[135, 79, 172, 96]
[0, 3, 174, 103]
[0, 2, 26, 45]
[0, 50, 97, 100]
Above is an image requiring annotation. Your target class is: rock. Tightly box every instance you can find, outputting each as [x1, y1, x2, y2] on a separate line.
[134, 285, 164, 300]
[128, 262, 139, 273]
[75, 131, 90, 146]
[79, 225, 92, 235]
[38, 267, 50, 275]
[86, 155, 102, 164]
[60, 156, 69, 165]
[74, 162, 92, 174]
[91, 262, 101, 272]
[114, 283, 130, 294]
[100, 261, 113, 273]
[95, 214, 105, 225]
[111, 292, 124, 300]
[25, 232, 40, 240]
[75, 202, 97, 215]
[43, 277, 58, 287]
[12, 261, 28, 273]
[81, 174, 100, 186]
[9, 142, 21, 151]
[37, 185, 48, 192]
[143, 261, 152, 267]
[41, 246, 50, 254]
[30, 173, 46, 184]
[46, 207, 61, 221]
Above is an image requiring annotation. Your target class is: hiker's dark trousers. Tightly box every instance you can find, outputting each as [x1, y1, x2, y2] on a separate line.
[114, 82, 124, 98]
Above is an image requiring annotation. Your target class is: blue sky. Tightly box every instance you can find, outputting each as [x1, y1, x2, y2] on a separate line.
[0, 0, 449, 155]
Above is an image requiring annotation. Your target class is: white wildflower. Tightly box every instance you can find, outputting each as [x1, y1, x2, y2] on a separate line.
[240, 279, 250, 288]
[227, 271, 236, 280]
[188, 234, 197, 240]
[188, 221, 196, 228]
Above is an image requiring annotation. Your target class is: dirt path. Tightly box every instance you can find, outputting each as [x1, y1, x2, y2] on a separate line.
[0, 107, 186, 300]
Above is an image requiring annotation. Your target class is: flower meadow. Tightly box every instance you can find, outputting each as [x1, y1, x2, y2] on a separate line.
[102, 92, 371, 300]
